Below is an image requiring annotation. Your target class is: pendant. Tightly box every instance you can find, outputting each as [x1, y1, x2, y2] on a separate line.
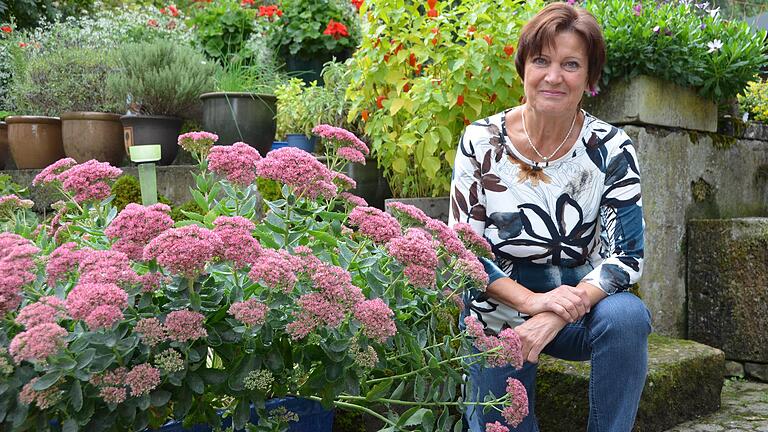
[531, 165, 543, 172]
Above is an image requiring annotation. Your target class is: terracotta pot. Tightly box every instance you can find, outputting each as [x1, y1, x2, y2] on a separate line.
[6, 116, 65, 169]
[60, 112, 125, 165]
[120, 115, 183, 166]
[0, 121, 11, 170]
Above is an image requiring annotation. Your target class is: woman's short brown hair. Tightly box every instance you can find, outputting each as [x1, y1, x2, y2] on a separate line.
[515, 2, 606, 91]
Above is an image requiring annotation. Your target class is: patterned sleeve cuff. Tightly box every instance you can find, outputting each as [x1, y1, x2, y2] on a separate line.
[480, 257, 507, 285]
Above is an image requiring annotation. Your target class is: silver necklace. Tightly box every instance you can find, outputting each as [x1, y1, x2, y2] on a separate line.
[521, 107, 579, 166]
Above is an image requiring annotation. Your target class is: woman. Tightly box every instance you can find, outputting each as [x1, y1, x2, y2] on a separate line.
[448, 3, 651, 431]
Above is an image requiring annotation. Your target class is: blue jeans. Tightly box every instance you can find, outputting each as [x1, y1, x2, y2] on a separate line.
[463, 290, 652, 432]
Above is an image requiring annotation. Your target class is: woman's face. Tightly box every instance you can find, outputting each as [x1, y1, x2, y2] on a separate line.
[523, 31, 589, 116]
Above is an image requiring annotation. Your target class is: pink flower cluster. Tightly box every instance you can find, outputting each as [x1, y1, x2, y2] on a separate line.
[453, 222, 494, 259]
[464, 316, 523, 368]
[286, 263, 364, 340]
[105, 203, 174, 260]
[0, 233, 40, 314]
[9, 323, 68, 363]
[457, 256, 489, 286]
[213, 216, 261, 268]
[45, 242, 82, 286]
[333, 172, 357, 190]
[134, 317, 167, 346]
[485, 422, 509, 432]
[426, 219, 466, 256]
[78, 249, 140, 286]
[311, 125, 370, 165]
[178, 131, 219, 154]
[164, 309, 207, 342]
[125, 363, 161, 396]
[348, 206, 402, 244]
[386, 228, 438, 288]
[501, 377, 528, 428]
[58, 160, 123, 203]
[65, 282, 128, 329]
[353, 298, 397, 343]
[207, 142, 262, 185]
[90, 367, 128, 404]
[385, 201, 430, 225]
[0, 194, 34, 216]
[143, 225, 222, 276]
[339, 192, 367, 208]
[255, 147, 337, 199]
[228, 298, 268, 326]
[139, 272, 168, 293]
[248, 248, 298, 292]
[19, 378, 61, 409]
[16, 296, 66, 328]
[32, 157, 76, 186]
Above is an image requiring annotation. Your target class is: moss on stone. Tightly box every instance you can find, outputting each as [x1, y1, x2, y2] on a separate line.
[691, 178, 714, 202]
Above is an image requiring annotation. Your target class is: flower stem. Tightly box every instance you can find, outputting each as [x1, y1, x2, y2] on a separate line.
[304, 396, 399, 429]
[367, 351, 488, 384]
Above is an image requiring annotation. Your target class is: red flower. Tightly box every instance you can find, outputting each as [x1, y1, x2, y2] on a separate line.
[323, 19, 349, 40]
[427, 8, 438, 18]
[430, 27, 439, 34]
[1, 25, 12, 34]
[457, 95, 464, 106]
[403, 83, 411, 93]
[18, 42, 27, 48]
[427, 0, 437, 8]
[376, 95, 386, 109]
[483, 35, 493, 45]
[467, 25, 476, 34]
[431, 37, 438, 46]
[352, 0, 364, 11]
[147, 19, 159, 27]
[242, 0, 254, 5]
[464, 118, 470, 126]
[504, 45, 515, 57]
[168, 4, 179, 16]
[393, 42, 403, 55]
[159, 7, 167, 14]
[409, 53, 417, 67]
[258, 4, 282, 16]
[489, 93, 497, 103]
[361, 109, 369, 122]
[415, 63, 423, 75]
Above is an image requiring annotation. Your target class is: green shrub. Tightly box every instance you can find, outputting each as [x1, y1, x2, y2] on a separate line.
[738, 81, 768, 123]
[9, 47, 121, 116]
[169, 199, 203, 222]
[266, 0, 360, 57]
[107, 40, 217, 117]
[188, 0, 257, 62]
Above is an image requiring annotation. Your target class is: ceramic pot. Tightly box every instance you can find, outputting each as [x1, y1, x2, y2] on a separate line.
[120, 115, 183, 166]
[200, 92, 276, 156]
[0, 121, 12, 170]
[6, 116, 65, 169]
[61, 111, 125, 165]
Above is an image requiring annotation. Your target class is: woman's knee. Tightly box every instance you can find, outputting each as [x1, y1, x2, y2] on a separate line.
[590, 292, 652, 341]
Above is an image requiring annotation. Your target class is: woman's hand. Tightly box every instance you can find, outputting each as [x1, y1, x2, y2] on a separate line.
[520, 284, 591, 322]
[514, 312, 568, 363]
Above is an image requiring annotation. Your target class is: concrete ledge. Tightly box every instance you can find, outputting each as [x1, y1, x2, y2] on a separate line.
[536, 334, 724, 432]
[586, 75, 718, 132]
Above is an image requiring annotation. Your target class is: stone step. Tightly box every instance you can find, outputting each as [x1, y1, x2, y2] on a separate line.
[535, 334, 725, 432]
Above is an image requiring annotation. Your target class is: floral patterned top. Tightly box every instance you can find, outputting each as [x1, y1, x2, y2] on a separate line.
[448, 109, 644, 333]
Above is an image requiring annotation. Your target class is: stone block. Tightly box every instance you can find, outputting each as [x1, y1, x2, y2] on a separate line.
[725, 361, 745, 378]
[385, 197, 450, 223]
[585, 75, 717, 132]
[745, 363, 768, 382]
[536, 334, 724, 432]
[687, 218, 768, 363]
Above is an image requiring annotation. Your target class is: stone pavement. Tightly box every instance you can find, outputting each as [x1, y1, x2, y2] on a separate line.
[664, 380, 768, 432]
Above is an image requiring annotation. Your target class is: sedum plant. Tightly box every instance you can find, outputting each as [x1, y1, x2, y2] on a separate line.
[585, 0, 768, 102]
[0, 127, 528, 432]
[107, 40, 217, 117]
[346, 0, 540, 198]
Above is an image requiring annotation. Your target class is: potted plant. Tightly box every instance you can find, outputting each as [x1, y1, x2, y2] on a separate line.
[584, 0, 767, 132]
[264, 0, 361, 84]
[346, 0, 535, 219]
[274, 78, 324, 152]
[200, 48, 286, 156]
[107, 40, 216, 165]
[0, 128, 529, 431]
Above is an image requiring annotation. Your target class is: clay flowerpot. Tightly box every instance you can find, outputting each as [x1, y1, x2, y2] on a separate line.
[200, 92, 276, 156]
[61, 112, 125, 165]
[120, 115, 183, 166]
[6, 116, 65, 169]
[0, 121, 11, 170]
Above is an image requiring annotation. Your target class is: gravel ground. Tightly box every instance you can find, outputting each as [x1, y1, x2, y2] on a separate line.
[664, 380, 768, 432]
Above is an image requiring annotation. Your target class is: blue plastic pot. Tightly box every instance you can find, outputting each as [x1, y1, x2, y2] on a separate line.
[270, 141, 288, 152]
[154, 397, 333, 432]
[285, 134, 317, 153]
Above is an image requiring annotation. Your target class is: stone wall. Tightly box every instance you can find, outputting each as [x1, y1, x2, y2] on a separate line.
[625, 126, 768, 336]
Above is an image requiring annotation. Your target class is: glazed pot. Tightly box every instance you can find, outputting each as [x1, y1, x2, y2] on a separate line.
[6, 116, 65, 169]
[0, 121, 11, 170]
[61, 111, 125, 165]
[200, 92, 276, 156]
[120, 115, 183, 166]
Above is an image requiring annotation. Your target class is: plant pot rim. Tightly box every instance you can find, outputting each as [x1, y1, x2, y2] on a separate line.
[5, 115, 61, 125]
[61, 111, 122, 121]
[0, 121, 6, 128]
[200, 92, 276, 100]
[119, 114, 182, 122]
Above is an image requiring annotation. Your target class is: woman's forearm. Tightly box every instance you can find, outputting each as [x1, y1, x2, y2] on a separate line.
[486, 277, 537, 315]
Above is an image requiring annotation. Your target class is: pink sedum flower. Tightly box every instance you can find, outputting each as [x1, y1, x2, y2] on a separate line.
[65, 282, 128, 321]
[333, 172, 357, 190]
[464, 316, 523, 368]
[348, 206, 402, 244]
[105, 203, 174, 260]
[403, 264, 436, 288]
[228, 298, 268, 326]
[339, 192, 367, 208]
[164, 310, 207, 342]
[453, 222, 494, 259]
[85, 304, 124, 330]
[255, 147, 337, 199]
[386, 228, 438, 269]
[311, 124, 369, 155]
[125, 363, 161, 396]
[178, 131, 218, 155]
[457, 256, 489, 287]
[134, 317, 167, 346]
[207, 142, 262, 185]
[0, 234, 40, 315]
[45, 242, 82, 286]
[426, 219, 466, 256]
[19, 378, 62, 409]
[99, 386, 127, 404]
[143, 225, 222, 277]
[486, 422, 510, 432]
[9, 323, 68, 363]
[16, 296, 66, 328]
[337, 147, 366, 164]
[287, 293, 345, 339]
[0, 194, 34, 216]
[58, 159, 122, 203]
[78, 249, 140, 286]
[32, 158, 77, 186]
[502, 378, 528, 428]
[248, 248, 298, 292]
[386, 201, 430, 225]
[354, 298, 397, 343]
[213, 216, 261, 268]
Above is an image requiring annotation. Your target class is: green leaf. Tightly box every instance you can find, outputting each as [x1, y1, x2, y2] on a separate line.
[62, 418, 78, 432]
[150, 390, 172, 407]
[71, 380, 83, 411]
[187, 373, 204, 394]
[309, 230, 338, 247]
[365, 379, 392, 401]
[390, 98, 406, 115]
[33, 370, 63, 390]
[233, 398, 250, 430]
[396, 407, 431, 427]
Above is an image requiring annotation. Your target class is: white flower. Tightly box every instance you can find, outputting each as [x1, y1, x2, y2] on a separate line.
[709, 6, 720, 18]
[743, 112, 750, 122]
[707, 39, 723, 53]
